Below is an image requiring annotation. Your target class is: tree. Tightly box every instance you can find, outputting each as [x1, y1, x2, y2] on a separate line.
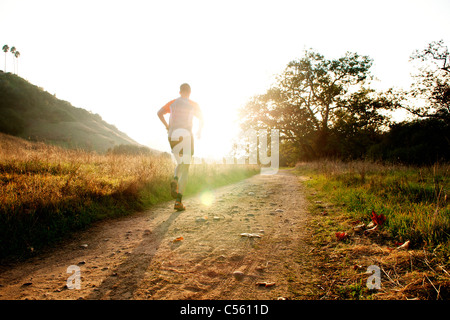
[2, 44, 9, 72]
[10, 46, 16, 74]
[239, 49, 391, 160]
[14, 51, 20, 75]
[400, 40, 450, 121]
[329, 87, 393, 159]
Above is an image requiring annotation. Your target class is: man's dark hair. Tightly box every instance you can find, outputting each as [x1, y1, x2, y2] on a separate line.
[180, 83, 191, 93]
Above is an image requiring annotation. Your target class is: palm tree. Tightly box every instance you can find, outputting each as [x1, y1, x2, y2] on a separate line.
[2, 44, 9, 72]
[10, 47, 16, 74]
[14, 51, 20, 75]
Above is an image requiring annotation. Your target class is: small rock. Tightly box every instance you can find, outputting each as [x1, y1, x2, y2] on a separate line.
[21, 282, 32, 287]
[248, 192, 255, 196]
[196, 217, 208, 222]
[240, 233, 262, 238]
[77, 260, 86, 265]
[80, 244, 88, 249]
[233, 271, 245, 280]
[213, 216, 220, 221]
[256, 281, 276, 287]
[275, 209, 284, 213]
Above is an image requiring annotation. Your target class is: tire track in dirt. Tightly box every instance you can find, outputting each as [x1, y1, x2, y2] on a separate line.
[0, 169, 320, 300]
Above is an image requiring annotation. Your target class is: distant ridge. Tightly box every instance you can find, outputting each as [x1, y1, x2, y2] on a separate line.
[0, 71, 146, 153]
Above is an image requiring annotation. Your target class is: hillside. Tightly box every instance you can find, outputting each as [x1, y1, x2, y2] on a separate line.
[0, 71, 141, 153]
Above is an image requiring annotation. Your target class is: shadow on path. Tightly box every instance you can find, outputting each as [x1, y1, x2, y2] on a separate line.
[86, 210, 182, 299]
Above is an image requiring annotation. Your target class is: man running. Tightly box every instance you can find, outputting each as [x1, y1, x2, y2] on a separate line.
[157, 83, 204, 211]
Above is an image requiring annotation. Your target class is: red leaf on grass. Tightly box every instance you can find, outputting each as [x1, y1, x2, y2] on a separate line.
[371, 210, 386, 226]
[335, 232, 349, 241]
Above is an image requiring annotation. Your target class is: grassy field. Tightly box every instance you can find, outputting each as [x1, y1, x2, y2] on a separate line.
[295, 160, 450, 299]
[296, 160, 450, 250]
[0, 133, 259, 261]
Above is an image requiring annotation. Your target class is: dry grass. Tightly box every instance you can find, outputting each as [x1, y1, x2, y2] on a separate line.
[0, 133, 259, 261]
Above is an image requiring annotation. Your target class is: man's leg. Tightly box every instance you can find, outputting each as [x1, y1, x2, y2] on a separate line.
[171, 166, 180, 199]
[169, 130, 193, 211]
[176, 135, 193, 201]
[177, 164, 190, 195]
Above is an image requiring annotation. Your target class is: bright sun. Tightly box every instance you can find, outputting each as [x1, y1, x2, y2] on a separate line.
[191, 92, 242, 161]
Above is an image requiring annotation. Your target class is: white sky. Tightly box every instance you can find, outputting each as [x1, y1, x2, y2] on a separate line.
[1, 0, 449, 157]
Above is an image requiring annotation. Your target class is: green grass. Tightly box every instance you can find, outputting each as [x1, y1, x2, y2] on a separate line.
[295, 160, 450, 255]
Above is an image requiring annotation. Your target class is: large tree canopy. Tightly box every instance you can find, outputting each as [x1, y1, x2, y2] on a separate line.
[400, 40, 450, 120]
[239, 49, 394, 161]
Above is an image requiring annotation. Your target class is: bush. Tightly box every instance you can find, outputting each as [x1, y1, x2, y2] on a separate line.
[368, 117, 450, 165]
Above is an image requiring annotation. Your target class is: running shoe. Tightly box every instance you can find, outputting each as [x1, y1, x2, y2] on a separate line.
[174, 200, 186, 211]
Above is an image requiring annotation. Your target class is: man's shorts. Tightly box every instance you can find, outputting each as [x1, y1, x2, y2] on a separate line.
[168, 133, 194, 157]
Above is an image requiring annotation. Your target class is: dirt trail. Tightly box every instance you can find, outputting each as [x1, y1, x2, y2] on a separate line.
[0, 169, 320, 300]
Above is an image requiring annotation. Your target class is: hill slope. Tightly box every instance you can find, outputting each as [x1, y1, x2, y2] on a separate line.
[0, 71, 140, 153]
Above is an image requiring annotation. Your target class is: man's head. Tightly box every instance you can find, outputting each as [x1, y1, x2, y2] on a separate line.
[179, 83, 191, 98]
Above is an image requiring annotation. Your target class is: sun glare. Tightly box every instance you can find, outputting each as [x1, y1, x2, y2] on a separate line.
[199, 189, 215, 206]
[191, 88, 243, 160]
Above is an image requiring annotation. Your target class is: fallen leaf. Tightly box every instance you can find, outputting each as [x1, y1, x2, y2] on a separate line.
[396, 240, 410, 251]
[371, 210, 386, 226]
[353, 223, 366, 232]
[364, 225, 378, 234]
[335, 232, 349, 241]
[173, 236, 184, 243]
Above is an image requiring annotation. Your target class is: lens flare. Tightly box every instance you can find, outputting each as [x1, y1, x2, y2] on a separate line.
[199, 190, 215, 206]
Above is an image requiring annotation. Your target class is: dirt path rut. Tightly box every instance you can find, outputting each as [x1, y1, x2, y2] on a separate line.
[0, 169, 320, 300]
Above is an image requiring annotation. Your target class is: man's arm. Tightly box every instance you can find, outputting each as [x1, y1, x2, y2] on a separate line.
[157, 100, 174, 131]
[157, 107, 169, 131]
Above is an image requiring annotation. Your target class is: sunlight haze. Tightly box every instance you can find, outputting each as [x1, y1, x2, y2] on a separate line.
[1, 0, 449, 158]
